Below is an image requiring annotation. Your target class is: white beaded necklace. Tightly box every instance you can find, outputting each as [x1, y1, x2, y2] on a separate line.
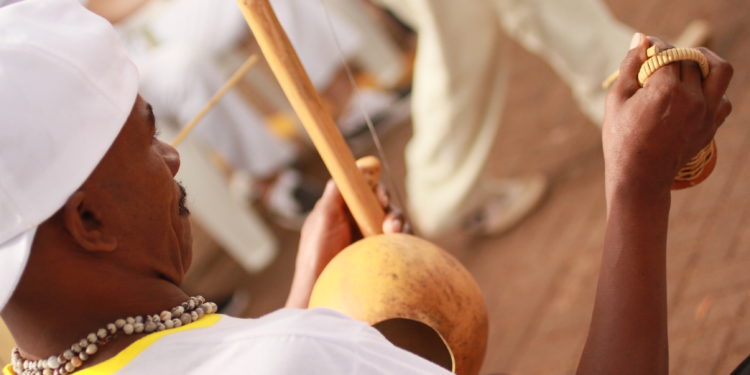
[10, 296, 218, 375]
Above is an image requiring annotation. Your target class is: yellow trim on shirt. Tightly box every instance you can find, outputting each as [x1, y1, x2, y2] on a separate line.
[3, 314, 221, 375]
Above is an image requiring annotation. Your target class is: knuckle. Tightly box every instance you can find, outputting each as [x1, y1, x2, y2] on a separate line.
[725, 98, 733, 116]
[697, 46, 711, 56]
[717, 62, 734, 80]
[715, 99, 732, 122]
[699, 47, 734, 77]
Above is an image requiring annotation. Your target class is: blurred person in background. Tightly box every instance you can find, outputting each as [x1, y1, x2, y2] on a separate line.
[371, 0, 705, 238]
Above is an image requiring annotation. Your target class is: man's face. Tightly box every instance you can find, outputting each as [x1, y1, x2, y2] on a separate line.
[82, 96, 192, 284]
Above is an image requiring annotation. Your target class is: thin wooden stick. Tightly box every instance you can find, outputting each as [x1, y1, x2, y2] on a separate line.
[171, 54, 260, 147]
[235, 0, 385, 237]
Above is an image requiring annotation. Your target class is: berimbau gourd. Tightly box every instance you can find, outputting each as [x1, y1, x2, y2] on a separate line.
[234, 1, 489, 374]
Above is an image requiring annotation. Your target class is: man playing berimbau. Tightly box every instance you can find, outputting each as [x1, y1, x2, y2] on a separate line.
[0, 0, 738, 374]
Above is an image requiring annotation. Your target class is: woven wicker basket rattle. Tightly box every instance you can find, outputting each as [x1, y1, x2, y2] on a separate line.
[605, 45, 716, 190]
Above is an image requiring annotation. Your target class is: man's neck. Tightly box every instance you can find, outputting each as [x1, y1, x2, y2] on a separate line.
[2, 266, 190, 367]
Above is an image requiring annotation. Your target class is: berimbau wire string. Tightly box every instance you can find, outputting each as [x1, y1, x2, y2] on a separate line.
[316, 0, 411, 226]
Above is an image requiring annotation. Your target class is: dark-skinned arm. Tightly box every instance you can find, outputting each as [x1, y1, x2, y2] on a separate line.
[578, 33, 733, 375]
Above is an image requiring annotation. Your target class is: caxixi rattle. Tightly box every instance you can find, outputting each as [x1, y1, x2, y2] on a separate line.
[604, 44, 716, 190]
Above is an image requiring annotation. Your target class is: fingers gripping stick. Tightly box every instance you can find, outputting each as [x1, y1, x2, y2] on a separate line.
[355, 156, 382, 189]
[605, 46, 717, 190]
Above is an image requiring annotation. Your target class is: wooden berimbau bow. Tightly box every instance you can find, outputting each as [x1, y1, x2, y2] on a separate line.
[234, 1, 489, 374]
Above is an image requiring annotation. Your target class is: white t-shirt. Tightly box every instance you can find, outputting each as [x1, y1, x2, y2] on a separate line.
[4, 308, 453, 375]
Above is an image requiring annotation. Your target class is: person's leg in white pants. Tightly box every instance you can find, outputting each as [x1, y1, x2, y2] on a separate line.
[375, 0, 635, 237]
[324, 0, 407, 89]
[376, 0, 512, 236]
[494, 0, 633, 124]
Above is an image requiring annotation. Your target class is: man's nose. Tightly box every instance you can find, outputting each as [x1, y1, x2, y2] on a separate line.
[158, 141, 181, 177]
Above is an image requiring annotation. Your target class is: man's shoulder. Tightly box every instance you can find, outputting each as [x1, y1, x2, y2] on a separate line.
[207, 307, 375, 343]
[135, 307, 381, 360]
[112, 308, 451, 374]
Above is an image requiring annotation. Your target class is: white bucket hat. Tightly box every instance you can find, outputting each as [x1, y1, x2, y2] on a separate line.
[0, 0, 138, 310]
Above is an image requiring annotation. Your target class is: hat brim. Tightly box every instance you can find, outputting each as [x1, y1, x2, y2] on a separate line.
[0, 227, 34, 311]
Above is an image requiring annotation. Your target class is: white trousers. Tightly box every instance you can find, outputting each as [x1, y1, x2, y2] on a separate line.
[375, 0, 633, 235]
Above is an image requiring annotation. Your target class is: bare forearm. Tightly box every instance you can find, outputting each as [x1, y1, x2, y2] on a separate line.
[285, 269, 317, 308]
[578, 32, 733, 375]
[578, 183, 671, 375]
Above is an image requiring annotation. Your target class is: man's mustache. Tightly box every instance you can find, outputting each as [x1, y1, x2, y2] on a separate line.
[177, 181, 190, 216]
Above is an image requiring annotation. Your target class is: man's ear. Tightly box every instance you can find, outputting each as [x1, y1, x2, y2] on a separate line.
[62, 191, 117, 252]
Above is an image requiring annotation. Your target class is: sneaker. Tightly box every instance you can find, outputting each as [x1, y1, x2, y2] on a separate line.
[465, 174, 548, 236]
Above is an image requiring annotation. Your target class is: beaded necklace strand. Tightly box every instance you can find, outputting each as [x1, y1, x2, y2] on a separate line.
[10, 296, 217, 375]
